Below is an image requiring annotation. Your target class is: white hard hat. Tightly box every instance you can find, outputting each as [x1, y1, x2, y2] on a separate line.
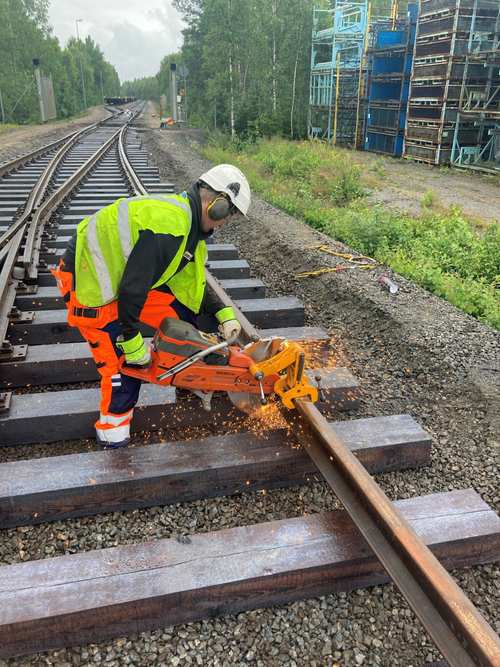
[199, 164, 251, 216]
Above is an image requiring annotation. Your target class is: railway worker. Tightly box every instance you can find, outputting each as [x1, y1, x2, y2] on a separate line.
[52, 164, 251, 449]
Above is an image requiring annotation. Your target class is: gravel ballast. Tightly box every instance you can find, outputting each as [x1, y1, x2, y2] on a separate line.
[0, 105, 498, 666]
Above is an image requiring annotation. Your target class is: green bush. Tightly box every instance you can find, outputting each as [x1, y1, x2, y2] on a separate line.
[330, 164, 365, 206]
[202, 136, 500, 329]
[421, 189, 438, 208]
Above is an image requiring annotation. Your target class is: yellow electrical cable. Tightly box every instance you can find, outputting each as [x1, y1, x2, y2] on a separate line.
[309, 244, 378, 264]
[296, 263, 375, 279]
[296, 245, 377, 278]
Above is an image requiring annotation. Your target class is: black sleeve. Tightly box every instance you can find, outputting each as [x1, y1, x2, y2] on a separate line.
[118, 229, 182, 340]
[201, 283, 226, 315]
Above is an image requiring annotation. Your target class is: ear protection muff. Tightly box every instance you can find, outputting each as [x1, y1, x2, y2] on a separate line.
[207, 194, 232, 221]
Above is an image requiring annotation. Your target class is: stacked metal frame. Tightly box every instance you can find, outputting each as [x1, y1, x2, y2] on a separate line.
[364, 4, 418, 156]
[404, 0, 499, 165]
[450, 0, 500, 172]
[309, 1, 369, 145]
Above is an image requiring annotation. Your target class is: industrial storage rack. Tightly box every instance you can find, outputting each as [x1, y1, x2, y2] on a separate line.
[308, 1, 369, 145]
[404, 0, 500, 165]
[450, 0, 500, 172]
[364, 4, 418, 156]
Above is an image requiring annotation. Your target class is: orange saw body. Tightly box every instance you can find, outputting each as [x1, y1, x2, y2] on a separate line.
[120, 318, 318, 412]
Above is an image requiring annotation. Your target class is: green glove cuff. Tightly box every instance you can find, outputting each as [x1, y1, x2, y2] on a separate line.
[215, 306, 236, 324]
[116, 332, 146, 362]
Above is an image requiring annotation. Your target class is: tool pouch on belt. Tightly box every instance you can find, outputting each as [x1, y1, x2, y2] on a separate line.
[51, 260, 118, 328]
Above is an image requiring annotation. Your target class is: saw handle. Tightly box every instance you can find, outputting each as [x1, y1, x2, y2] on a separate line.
[156, 330, 239, 381]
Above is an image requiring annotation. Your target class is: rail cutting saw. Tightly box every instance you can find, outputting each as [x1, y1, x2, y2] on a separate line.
[121, 318, 318, 414]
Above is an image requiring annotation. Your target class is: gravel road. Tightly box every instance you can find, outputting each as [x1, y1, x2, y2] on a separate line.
[0, 104, 498, 666]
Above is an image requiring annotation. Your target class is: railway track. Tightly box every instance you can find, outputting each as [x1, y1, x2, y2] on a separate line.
[0, 105, 499, 665]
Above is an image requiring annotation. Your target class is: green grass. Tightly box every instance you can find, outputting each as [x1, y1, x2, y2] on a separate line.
[204, 136, 500, 330]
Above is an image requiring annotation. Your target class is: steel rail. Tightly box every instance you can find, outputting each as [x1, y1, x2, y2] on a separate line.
[0, 228, 24, 353]
[0, 130, 80, 181]
[291, 401, 500, 667]
[0, 118, 116, 352]
[0, 107, 116, 180]
[0, 114, 131, 353]
[0, 122, 102, 252]
[118, 124, 145, 194]
[22, 125, 123, 280]
[117, 121, 500, 667]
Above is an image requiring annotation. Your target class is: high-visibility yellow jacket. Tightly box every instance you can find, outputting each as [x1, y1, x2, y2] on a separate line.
[74, 193, 208, 318]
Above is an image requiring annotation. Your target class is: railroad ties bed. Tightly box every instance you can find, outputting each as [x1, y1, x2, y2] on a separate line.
[0, 104, 498, 662]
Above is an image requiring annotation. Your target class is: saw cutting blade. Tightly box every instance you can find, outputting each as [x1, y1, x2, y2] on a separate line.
[227, 337, 284, 415]
[227, 391, 264, 415]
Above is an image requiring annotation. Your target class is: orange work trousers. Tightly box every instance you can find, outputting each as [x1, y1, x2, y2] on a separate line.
[52, 261, 183, 442]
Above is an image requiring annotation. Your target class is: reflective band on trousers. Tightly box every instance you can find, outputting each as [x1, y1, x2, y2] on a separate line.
[86, 213, 115, 303]
[95, 422, 130, 443]
[99, 409, 133, 426]
[117, 199, 132, 259]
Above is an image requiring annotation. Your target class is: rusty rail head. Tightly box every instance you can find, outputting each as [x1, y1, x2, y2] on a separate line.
[205, 272, 259, 345]
[118, 124, 146, 196]
[0, 228, 24, 348]
[290, 398, 500, 667]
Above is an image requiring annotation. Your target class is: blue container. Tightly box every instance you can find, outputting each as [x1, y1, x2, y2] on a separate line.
[363, 2, 418, 156]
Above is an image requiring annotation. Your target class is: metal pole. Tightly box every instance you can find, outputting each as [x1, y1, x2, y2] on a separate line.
[170, 63, 178, 122]
[33, 66, 46, 122]
[333, 51, 341, 145]
[99, 70, 104, 103]
[355, 2, 371, 149]
[326, 8, 336, 142]
[184, 77, 188, 123]
[75, 20, 87, 110]
[0, 90, 5, 123]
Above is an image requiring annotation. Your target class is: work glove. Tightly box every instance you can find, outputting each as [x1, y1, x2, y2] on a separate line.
[215, 306, 241, 341]
[116, 332, 151, 366]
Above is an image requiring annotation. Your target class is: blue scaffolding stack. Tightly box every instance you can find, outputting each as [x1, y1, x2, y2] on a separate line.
[309, 1, 369, 144]
[364, 4, 418, 156]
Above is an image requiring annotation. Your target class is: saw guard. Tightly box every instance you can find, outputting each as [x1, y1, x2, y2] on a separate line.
[248, 340, 318, 409]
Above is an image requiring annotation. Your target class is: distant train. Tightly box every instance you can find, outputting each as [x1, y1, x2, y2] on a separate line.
[104, 97, 137, 105]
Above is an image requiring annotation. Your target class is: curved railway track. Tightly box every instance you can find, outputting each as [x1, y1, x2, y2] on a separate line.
[0, 105, 499, 665]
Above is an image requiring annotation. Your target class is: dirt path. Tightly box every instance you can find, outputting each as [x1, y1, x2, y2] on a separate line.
[354, 147, 500, 225]
[0, 106, 110, 163]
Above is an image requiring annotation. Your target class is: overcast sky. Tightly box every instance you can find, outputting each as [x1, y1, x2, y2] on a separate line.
[48, 0, 185, 82]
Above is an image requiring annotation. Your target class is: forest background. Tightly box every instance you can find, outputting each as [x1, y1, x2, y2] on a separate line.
[0, 0, 120, 124]
[122, 0, 399, 139]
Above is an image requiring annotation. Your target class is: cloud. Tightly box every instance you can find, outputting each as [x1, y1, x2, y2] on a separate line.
[48, 0, 184, 81]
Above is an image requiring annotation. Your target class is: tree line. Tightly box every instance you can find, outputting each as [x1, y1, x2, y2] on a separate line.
[122, 0, 397, 139]
[0, 0, 120, 123]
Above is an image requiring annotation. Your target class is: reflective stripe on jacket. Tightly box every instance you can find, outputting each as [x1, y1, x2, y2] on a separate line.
[74, 194, 207, 313]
